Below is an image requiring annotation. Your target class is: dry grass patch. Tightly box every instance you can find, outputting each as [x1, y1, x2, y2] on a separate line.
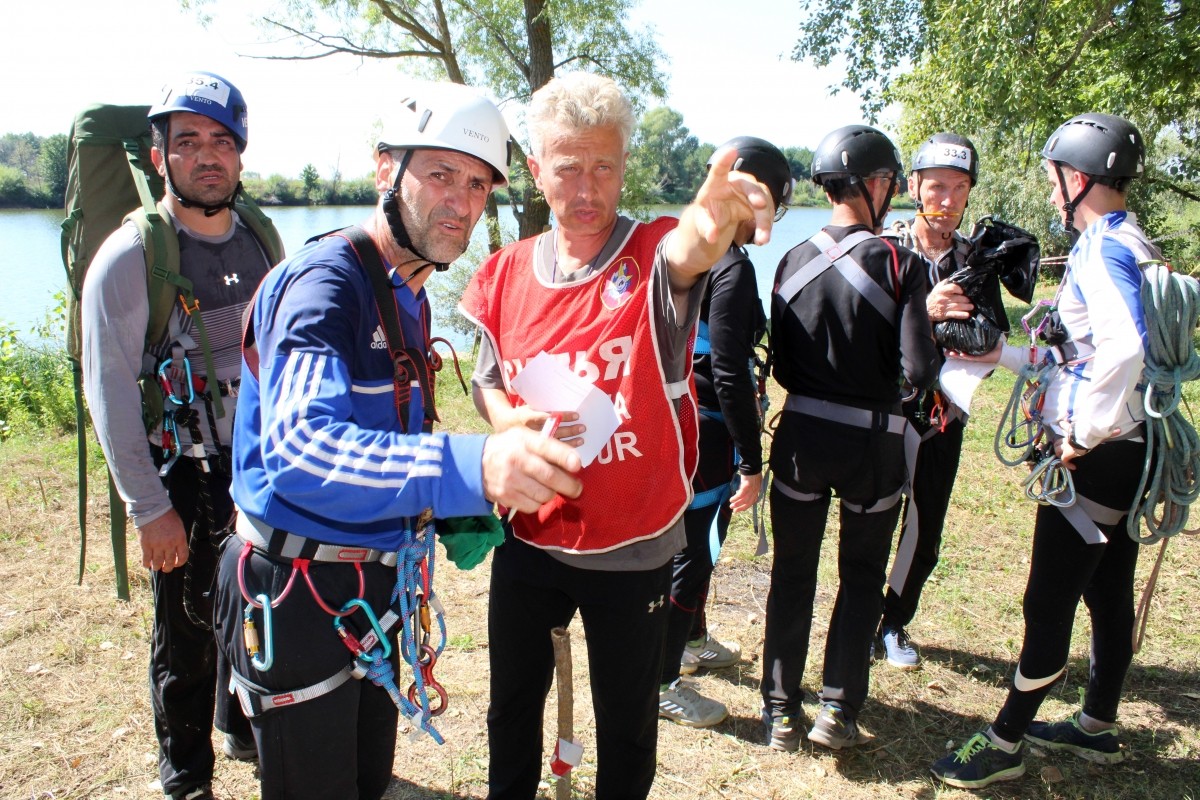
[1, 362, 1198, 799]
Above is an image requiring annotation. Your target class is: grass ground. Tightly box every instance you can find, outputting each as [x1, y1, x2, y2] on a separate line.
[1, 355, 1198, 799]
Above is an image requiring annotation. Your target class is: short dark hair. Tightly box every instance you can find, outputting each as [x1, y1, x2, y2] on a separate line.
[150, 118, 168, 153]
[821, 176, 860, 204]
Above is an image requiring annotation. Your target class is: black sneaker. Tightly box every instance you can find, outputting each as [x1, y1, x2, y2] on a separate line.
[762, 709, 802, 752]
[222, 731, 259, 762]
[931, 732, 1025, 789]
[807, 703, 859, 750]
[1025, 712, 1124, 764]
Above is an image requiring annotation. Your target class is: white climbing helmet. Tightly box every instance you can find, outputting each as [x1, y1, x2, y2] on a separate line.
[378, 83, 512, 187]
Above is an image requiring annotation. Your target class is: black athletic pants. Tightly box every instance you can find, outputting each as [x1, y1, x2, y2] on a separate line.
[152, 456, 252, 797]
[881, 417, 965, 629]
[991, 438, 1145, 743]
[662, 412, 736, 685]
[761, 411, 903, 721]
[214, 539, 401, 800]
[486, 534, 672, 800]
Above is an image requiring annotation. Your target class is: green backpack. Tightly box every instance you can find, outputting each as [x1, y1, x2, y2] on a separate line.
[61, 103, 284, 599]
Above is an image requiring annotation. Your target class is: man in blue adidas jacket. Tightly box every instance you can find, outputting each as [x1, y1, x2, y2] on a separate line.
[214, 84, 581, 800]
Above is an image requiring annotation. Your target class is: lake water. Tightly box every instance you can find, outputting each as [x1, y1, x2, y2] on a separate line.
[0, 204, 903, 342]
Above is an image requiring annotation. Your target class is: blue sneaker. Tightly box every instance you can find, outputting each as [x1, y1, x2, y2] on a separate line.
[1025, 712, 1124, 764]
[931, 732, 1025, 789]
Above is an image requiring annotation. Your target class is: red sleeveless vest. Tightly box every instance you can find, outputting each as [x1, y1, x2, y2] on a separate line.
[460, 218, 698, 553]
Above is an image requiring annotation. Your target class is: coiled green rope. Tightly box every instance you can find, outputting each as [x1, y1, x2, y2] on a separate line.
[994, 361, 1053, 467]
[1127, 262, 1200, 543]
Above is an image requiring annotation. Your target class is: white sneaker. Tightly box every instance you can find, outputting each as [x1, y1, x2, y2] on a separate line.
[878, 626, 921, 670]
[683, 634, 742, 670]
[659, 680, 728, 728]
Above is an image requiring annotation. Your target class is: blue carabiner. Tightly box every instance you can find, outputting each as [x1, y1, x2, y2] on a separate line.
[244, 594, 275, 671]
[334, 598, 391, 660]
[157, 357, 194, 406]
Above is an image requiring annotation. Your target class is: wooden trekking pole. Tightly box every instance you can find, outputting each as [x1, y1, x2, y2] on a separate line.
[551, 626, 573, 800]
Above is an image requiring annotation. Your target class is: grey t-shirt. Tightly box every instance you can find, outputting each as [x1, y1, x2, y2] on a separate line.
[81, 211, 270, 524]
[472, 215, 704, 571]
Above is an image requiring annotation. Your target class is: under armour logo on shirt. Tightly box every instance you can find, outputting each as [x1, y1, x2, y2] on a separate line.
[648, 595, 664, 613]
[224, 273, 240, 285]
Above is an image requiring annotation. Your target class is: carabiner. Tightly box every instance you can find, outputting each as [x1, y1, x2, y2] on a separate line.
[1023, 455, 1076, 507]
[244, 595, 275, 671]
[334, 598, 391, 660]
[157, 357, 194, 406]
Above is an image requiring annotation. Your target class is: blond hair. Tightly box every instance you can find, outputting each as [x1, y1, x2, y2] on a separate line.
[527, 72, 635, 157]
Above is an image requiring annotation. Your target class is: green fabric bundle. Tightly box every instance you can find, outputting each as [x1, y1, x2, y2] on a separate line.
[435, 514, 506, 570]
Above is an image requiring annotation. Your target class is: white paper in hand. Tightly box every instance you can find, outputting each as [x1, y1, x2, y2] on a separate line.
[509, 351, 621, 467]
[939, 356, 995, 415]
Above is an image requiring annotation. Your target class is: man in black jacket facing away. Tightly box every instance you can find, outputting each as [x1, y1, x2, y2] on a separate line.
[761, 125, 938, 752]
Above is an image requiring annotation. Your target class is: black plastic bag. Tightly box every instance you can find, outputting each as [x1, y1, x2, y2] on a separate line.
[932, 216, 1040, 354]
[966, 215, 1040, 303]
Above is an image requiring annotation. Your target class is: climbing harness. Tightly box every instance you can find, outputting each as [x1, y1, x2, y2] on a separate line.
[229, 226, 462, 744]
[776, 230, 900, 324]
[154, 350, 241, 631]
[232, 513, 450, 743]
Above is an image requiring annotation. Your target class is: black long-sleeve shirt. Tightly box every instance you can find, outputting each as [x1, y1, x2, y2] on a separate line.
[694, 246, 766, 474]
[771, 224, 938, 412]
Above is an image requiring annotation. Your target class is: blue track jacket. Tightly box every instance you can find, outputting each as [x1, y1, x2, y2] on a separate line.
[231, 233, 491, 550]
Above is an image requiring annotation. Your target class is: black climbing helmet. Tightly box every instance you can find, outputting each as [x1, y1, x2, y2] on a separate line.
[810, 125, 903, 186]
[1041, 113, 1144, 188]
[708, 136, 794, 220]
[912, 132, 978, 186]
[1042, 113, 1144, 233]
[811, 125, 902, 230]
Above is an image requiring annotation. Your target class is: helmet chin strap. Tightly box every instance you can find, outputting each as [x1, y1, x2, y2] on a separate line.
[856, 175, 898, 231]
[1053, 162, 1094, 240]
[382, 149, 449, 273]
[161, 156, 239, 218]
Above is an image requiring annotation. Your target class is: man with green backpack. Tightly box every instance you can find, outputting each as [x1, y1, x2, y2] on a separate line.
[79, 71, 280, 800]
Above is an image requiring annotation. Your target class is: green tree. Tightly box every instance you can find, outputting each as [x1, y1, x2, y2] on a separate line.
[0, 133, 39, 178]
[792, 0, 1200, 262]
[630, 107, 700, 203]
[188, 0, 666, 241]
[0, 165, 30, 207]
[301, 163, 322, 203]
[35, 133, 69, 206]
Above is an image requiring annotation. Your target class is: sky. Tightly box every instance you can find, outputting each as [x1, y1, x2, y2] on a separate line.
[5, 0, 886, 180]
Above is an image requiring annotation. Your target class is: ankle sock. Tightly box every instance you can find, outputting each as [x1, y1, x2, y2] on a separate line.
[986, 727, 1020, 753]
[1079, 711, 1116, 734]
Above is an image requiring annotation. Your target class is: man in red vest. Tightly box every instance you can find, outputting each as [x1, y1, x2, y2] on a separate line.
[459, 72, 775, 799]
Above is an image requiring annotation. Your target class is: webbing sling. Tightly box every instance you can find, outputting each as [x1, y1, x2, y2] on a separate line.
[335, 226, 437, 434]
[775, 230, 897, 323]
